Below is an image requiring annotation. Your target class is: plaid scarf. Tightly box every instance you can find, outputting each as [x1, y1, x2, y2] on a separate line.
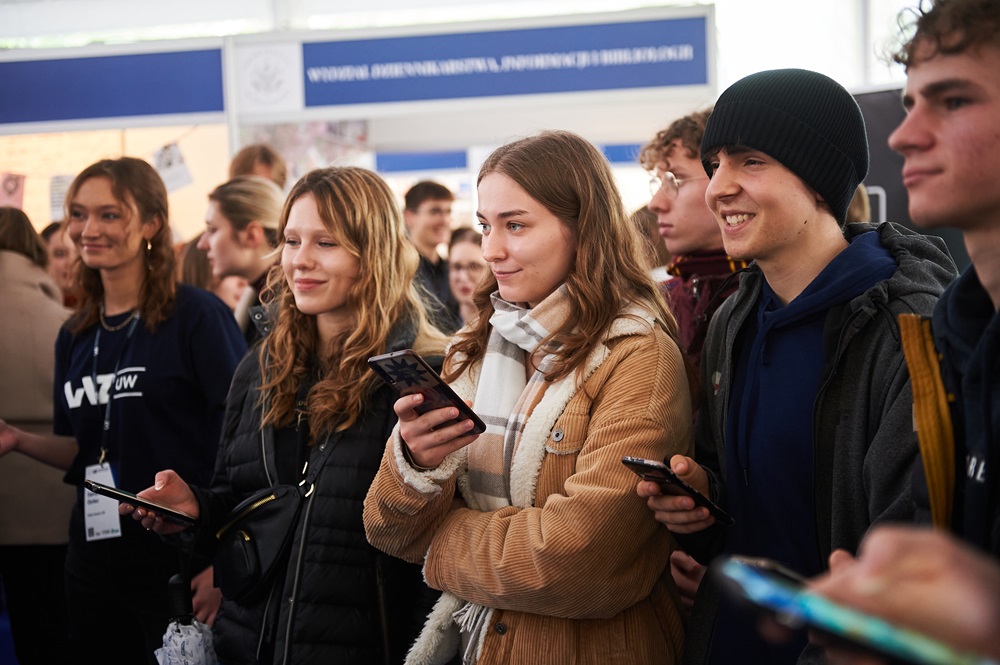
[467, 285, 570, 510]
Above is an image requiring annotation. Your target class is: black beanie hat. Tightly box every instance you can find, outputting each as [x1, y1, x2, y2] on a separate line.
[700, 68, 869, 224]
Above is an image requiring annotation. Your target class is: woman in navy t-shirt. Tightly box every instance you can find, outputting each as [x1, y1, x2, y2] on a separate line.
[0, 157, 246, 664]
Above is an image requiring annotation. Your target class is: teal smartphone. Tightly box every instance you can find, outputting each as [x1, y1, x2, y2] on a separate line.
[714, 556, 999, 665]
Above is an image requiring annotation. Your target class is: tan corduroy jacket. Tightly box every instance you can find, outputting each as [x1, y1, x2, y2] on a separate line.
[364, 308, 692, 665]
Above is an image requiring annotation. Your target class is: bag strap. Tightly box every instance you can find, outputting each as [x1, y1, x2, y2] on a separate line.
[299, 430, 343, 495]
[898, 313, 955, 529]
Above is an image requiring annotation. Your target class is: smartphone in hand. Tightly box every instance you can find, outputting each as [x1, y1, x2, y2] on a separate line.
[622, 455, 735, 526]
[713, 556, 997, 665]
[368, 349, 486, 434]
[83, 479, 197, 528]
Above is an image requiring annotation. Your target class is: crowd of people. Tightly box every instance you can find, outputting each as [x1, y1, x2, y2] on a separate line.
[0, 0, 998, 664]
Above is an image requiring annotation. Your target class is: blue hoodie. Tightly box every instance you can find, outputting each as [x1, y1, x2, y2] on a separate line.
[711, 231, 897, 665]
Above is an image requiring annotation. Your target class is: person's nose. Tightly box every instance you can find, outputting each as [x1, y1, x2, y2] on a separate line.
[705, 161, 738, 209]
[888, 106, 933, 156]
[481, 230, 505, 263]
[291, 244, 314, 270]
[649, 185, 673, 215]
[196, 232, 209, 251]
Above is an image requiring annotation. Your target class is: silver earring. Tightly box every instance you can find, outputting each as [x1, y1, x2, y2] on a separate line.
[146, 239, 152, 252]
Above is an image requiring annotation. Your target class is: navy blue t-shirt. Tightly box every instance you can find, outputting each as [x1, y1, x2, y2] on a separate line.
[54, 284, 246, 495]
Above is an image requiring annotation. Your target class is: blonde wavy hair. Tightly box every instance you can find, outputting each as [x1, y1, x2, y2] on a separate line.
[444, 130, 680, 384]
[63, 158, 176, 334]
[260, 167, 447, 436]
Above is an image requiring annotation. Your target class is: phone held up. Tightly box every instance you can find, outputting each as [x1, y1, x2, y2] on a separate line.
[713, 555, 999, 665]
[83, 479, 197, 528]
[621, 455, 735, 526]
[367, 349, 486, 434]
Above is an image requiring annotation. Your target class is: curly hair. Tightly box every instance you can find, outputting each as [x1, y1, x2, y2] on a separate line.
[891, 0, 1000, 66]
[63, 158, 176, 334]
[443, 130, 680, 385]
[638, 108, 713, 172]
[260, 167, 447, 437]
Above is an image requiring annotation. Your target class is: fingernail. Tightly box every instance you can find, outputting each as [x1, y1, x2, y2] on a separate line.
[154, 480, 164, 490]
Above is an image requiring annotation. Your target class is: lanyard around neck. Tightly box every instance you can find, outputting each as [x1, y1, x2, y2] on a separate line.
[92, 314, 141, 465]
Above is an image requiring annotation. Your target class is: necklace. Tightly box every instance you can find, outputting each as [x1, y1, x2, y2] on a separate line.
[99, 304, 140, 332]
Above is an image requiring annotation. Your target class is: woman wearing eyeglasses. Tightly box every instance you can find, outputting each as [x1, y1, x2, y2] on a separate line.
[447, 227, 486, 326]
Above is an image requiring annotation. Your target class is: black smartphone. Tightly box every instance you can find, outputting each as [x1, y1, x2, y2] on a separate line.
[621, 455, 735, 526]
[83, 479, 197, 527]
[713, 556, 996, 665]
[367, 349, 486, 434]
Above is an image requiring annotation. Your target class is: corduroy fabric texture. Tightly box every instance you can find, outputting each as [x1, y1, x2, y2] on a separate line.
[700, 68, 869, 223]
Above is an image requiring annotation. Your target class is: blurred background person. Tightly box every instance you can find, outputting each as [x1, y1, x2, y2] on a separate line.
[847, 184, 872, 225]
[404, 180, 461, 333]
[229, 142, 288, 190]
[447, 226, 485, 327]
[197, 175, 284, 347]
[0, 207, 74, 665]
[126, 166, 446, 665]
[177, 233, 249, 312]
[40, 220, 79, 307]
[639, 107, 747, 375]
[630, 204, 672, 281]
[0, 158, 246, 665]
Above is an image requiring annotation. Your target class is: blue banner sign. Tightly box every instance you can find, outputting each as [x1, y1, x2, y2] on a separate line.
[303, 17, 707, 107]
[1, 49, 224, 125]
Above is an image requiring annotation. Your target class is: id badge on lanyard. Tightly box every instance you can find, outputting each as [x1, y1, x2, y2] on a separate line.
[81, 315, 140, 542]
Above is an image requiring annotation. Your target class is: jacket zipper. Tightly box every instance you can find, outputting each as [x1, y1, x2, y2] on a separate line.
[376, 555, 391, 665]
[280, 444, 322, 664]
[215, 493, 277, 538]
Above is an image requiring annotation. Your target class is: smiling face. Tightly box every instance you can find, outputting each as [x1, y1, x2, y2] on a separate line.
[281, 193, 360, 334]
[45, 226, 78, 291]
[477, 172, 575, 307]
[66, 176, 154, 278]
[648, 140, 722, 257]
[404, 198, 452, 258]
[889, 42, 1000, 233]
[704, 147, 827, 269]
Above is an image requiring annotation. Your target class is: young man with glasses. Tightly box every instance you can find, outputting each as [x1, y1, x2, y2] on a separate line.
[640, 109, 746, 374]
[638, 68, 957, 664]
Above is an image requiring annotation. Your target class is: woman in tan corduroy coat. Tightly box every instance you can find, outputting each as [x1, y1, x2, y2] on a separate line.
[364, 131, 694, 665]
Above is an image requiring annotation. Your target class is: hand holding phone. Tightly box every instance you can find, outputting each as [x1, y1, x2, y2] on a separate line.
[84, 479, 197, 528]
[368, 350, 486, 434]
[624, 455, 734, 527]
[713, 556, 998, 665]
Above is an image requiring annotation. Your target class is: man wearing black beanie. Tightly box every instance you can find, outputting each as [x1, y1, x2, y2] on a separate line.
[637, 68, 958, 664]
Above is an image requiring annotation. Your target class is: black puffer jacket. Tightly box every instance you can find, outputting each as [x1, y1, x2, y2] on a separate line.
[191, 330, 439, 665]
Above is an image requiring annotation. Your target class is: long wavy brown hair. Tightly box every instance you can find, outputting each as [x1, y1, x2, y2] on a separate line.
[63, 158, 176, 334]
[260, 167, 447, 436]
[443, 130, 680, 384]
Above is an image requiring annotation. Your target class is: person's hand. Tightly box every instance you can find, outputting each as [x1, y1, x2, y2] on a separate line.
[394, 394, 479, 470]
[636, 455, 715, 534]
[119, 469, 199, 535]
[670, 549, 706, 611]
[810, 526, 1000, 662]
[0, 419, 21, 456]
[190, 566, 222, 626]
